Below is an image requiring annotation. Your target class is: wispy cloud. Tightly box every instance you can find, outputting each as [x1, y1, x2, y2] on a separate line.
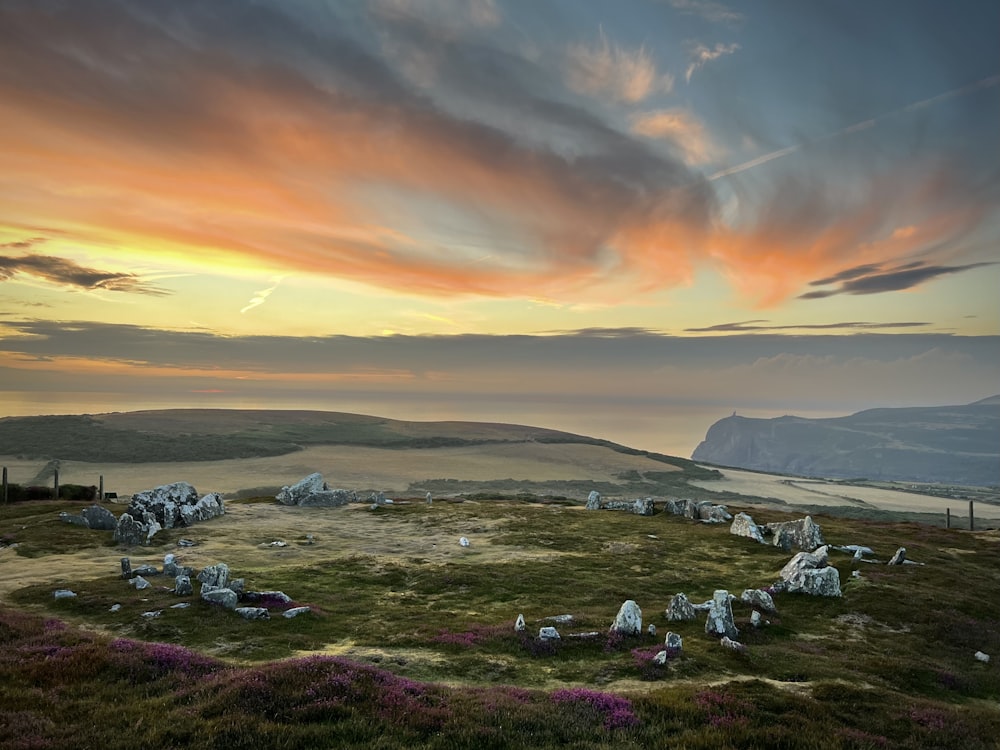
[240, 275, 286, 314]
[800, 261, 996, 299]
[1, 237, 47, 250]
[567, 27, 674, 102]
[663, 0, 742, 24]
[685, 320, 932, 332]
[685, 42, 739, 83]
[630, 109, 717, 164]
[0, 253, 169, 296]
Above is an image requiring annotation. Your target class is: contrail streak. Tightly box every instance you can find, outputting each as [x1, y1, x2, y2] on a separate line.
[709, 73, 1000, 181]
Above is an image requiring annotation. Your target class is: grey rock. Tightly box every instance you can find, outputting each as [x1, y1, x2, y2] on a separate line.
[109, 603, 122, 612]
[141, 610, 162, 618]
[53, 589, 76, 600]
[838, 544, 875, 557]
[170, 602, 191, 609]
[131, 576, 150, 590]
[177, 538, 197, 547]
[538, 626, 560, 640]
[299, 489, 358, 507]
[610, 600, 642, 635]
[730, 512, 765, 544]
[648, 623, 657, 637]
[426, 492, 433, 504]
[268, 540, 287, 547]
[81, 504, 118, 531]
[163, 553, 177, 576]
[276, 473, 326, 506]
[235, 607, 270, 621]
[59, 512, 90, 527]
[785, 566, 842, 596]
[653, 650, 668, 665]
[543, 614, 574, 624]
[586, 490, 601, 510]
[228, 579, 245, 596]
[740, 589, 777, 614]
[765, 516, 824, 551]
[515, 614, 526, 632]
[632, 498, 655, 516]
[283, 607, 311, 618]
[665, 632, 683, 650]
[198, 563, 230, 589]
[720, 635, 746, 653]
[113, 513, 148, 546]
[201, 587, 238, 609]
[179, 492, 225, 525]
[705, 590, 738, 639]
[888, 547, 906, 566]
[665, 593, 697, 622]
[257, 590, 290, 603]
[974, 651, 990, 663]
[174, 575, 193, 596]
[780, 546, 829, 581]
[750, 610, 763, 628]
[133, 564, 159, 577]
[120, 557, 132, 579]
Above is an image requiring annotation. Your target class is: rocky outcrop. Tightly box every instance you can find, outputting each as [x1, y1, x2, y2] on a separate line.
[610, 600, 642, 635]
[277, 473, 357, 507]
[113, 482, 223, 546]
[129, 482, 199, 529]
[705, 590, 738, 639]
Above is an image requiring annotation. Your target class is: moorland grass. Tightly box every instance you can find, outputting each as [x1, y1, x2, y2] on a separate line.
[2, 497, 999, 747]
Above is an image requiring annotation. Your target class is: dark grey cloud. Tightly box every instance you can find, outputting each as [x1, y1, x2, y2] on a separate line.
[0, 255, 169, 295]
[685, 320, 931, 332]
[801, 261, 996, 299]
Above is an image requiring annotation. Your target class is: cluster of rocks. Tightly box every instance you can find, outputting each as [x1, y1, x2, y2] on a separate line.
[774, 546, 841, 596]
[114, 553, 310, 622]
[107, 482, 224, 546]
[663, 497, 732, 524]
[277, 473, 360, 507]
[585, 491, 656, 515]
[730, 512, 825, 551]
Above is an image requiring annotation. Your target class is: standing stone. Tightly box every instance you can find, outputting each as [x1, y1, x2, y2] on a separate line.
[53, 589, 76, 600]
[888, 547, 906, 566]
[750, 611, 763, 628]
[514, 614, 526, 632]
[705, 590, 738, 639]
[120, 557, 132, 580]
[426, 492, 433, 505]
[163, 553, 177, 576]
[632, 498, 655, 516]
[648, 623, 657, 637]
[538, 626, 560, 640]
[175, 575, 193, 596]
[653, 650, 668, 665]
[610, 600, 642, 635]
[665, 593, 697, 622]
[113, 513, 148, 546]
[665, 632, 683, 651]
[766, 516, 824, 551]
[730, 512, 765, 544]
[586, 491, 601, 510]
[197, 563, 230, 589]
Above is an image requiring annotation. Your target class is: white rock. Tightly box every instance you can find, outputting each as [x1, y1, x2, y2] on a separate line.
[109, 603, 122, 612]
[235, 607, 270, 621]
[705, 590, 738, 639]
[170, 602, 191, 609]
[459, 537, 470, 547]
[586, 490, 601, 510]
[974, 651, 990, 663]
[730, 512, 765, 544]
[750, 610, 762, 628]
[887, 547, 906, 565]
[141, 610, 162, 618]
[786, 566, 842, 596]
[720, 635, 746, 652]
[653, 650, 668, 665]
[131, 576, 150, 590]
[538, 626, 560, 640]
[514, 614, 526, 632]
[53, 589, 76, 600]
[648, 623, 657, 637]
[610, 599, 642, 635]
[283, 606, 311, 618]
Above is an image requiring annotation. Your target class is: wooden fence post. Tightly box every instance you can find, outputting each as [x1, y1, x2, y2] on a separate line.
[969, 500, 974, 531]
[945, 507, 950, 529]
[99, 475, 104, 502]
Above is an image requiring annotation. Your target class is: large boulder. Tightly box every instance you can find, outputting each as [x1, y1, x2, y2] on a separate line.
[665, 593, 697, 622]
[201, 587, 238, 609]
[780, 546, 829, 580]
[730, 512, 765, 544]
[785, 566, 841, 596]
[765, 516, 824, 551]
[81, 504, 118, 530]
[129, 482, 199, 529]
[276, 473, 327, 506]
[705, 590, 738, 639]
[179, 493, 225, 524]
[610, 600, 643, 635]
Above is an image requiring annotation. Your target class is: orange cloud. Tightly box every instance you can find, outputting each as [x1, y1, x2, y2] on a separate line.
[631, 109, 718, 164]
[566, 28, 674, 103]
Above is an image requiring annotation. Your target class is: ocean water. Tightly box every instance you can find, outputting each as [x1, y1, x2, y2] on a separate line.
[0, 390, 843, 460]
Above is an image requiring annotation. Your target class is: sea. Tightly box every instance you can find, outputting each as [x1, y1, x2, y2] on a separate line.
[0, 390, 846, 460]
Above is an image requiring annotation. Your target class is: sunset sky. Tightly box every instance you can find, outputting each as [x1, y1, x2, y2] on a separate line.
[1, 0, 997, 454]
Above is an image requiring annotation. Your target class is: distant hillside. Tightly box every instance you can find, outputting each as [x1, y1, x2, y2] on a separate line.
[692, 398, 1000, 486]
[0, 408, 708, 475]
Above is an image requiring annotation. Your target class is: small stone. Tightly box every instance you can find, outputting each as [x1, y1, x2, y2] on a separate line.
[174, 575, 193, 596]
[750, 610, 762, 628]
[53, 589, 76, 600]
[283, 606, 311, 618]
[665, 632, 682, 650]
[610, 600, 642, 635]
[141, 610, 162, 618]
[120, 557, 132, 580]
[177, 539, 197, 547]
[131, 576, 150, 590]
[269, 540, 287, 547]
[648, 623, 657, 637]
[544, 614, 574, 624]
[235, 607, 270, 621]
[133, 564, 159, 577]
[653, 650, 668, 665]
[720, 635, 746, 653]
[887, 547, 906, 566]
[426, 492, 433, 504]
[514, 614, 526, 632]
[170, 602, 191, 609]
[109, 603, 122, 612]
[538, 626, 560, 640]
[305, 534, 315, 544]
[459, 537, 470, 547]
[974, 651, 990, 663]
